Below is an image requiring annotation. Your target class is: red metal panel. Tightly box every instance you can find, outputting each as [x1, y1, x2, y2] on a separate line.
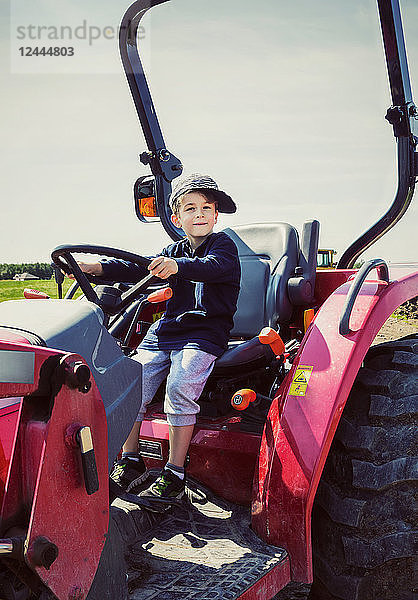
[0, 342, 60, 524]
[0, 330, 33, 344]
[140, 418, 261, 505]
[0, 343, 109, 600]
[0, 340, 49, 397]
[237, 557, 291, 600]
[0, 400, 20, 506]
[25, 353, 109, 600]
[314, 268, 356, 307]
[252, 269, 418, 582]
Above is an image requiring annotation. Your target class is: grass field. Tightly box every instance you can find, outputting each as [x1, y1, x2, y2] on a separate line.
[0, 279, 76, 302]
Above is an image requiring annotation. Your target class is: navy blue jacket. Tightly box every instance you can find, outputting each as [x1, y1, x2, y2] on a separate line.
[101, 232, 241, 356]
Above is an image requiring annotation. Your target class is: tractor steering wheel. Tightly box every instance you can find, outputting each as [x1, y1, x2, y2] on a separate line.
[51, 244, 157, 315]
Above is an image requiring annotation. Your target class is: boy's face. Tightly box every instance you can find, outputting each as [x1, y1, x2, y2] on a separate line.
[171, 192, 218, 245]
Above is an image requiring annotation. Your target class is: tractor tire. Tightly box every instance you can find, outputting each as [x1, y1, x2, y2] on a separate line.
[309, 334, 417, 600]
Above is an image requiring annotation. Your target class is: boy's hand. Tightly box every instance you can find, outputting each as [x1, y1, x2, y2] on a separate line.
[148, 256, 178, 279]
[67, 262, 104, 279]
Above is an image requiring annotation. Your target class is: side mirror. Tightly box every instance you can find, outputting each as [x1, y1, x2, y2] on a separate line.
[134, 176, 160, 222]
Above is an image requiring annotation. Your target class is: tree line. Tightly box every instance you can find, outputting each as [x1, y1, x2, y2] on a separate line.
[0, 263, 53, 280]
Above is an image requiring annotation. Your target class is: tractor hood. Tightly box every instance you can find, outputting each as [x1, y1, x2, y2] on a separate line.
[0, 299, 142, 466]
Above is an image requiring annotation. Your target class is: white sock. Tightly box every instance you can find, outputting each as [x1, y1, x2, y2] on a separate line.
[122, 452, 142, 462]
[165, 462, 185, 480]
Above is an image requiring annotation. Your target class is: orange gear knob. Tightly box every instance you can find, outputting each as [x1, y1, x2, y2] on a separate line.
[231, 389, 257, 411]
[258, 327, 285, 356]
[146, 287, 173, 303]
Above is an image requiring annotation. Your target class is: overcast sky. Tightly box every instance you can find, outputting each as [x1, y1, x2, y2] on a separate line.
[1, 0, 417, 265]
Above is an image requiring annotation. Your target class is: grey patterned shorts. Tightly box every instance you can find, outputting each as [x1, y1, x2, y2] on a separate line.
[132, 348, 217, 426]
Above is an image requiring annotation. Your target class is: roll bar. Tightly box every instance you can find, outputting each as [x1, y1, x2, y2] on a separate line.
[119, 0, 183, 241]
[119, 0, 417, 254]
[338, 0, 417, 268]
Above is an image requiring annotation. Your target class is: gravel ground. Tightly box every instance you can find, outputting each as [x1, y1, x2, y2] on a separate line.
[372, 314, 417, 345]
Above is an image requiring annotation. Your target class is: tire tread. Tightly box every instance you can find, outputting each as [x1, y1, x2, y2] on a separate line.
[310, 334, 418, 600]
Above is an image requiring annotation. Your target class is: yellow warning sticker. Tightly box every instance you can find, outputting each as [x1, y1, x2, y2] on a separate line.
[289, 365, 313, 397]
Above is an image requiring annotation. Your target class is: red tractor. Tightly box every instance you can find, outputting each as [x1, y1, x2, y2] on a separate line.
[0, 1, 416, 599]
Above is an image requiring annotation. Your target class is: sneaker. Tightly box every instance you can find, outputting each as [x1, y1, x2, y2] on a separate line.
[139, 468, 185, 503]
[110, 457, 147, 492]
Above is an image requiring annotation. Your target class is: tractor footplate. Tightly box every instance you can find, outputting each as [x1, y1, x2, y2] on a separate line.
[112, 474, 288, 599]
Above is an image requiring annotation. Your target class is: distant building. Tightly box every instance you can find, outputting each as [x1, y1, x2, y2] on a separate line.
[13, 272, 39, 281]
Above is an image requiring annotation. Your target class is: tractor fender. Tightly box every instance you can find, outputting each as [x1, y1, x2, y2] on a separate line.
[251, 266, 417, 583]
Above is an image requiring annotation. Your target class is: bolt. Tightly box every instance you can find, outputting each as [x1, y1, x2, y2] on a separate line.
[73, 363, 91, 385]
[68, 586, 84, 600]
[79, 381, 92, 394]
[64, 362, 91, 393]
[27, 536, 58, 570]
[139, 151, 153, 165]
[158, 149, 170, 162]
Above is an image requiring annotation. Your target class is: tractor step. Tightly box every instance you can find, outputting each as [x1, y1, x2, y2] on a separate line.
[112, 474, 289, 600]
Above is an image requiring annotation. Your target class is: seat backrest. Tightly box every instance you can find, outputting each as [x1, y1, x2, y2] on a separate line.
[222, 223, 300, 338]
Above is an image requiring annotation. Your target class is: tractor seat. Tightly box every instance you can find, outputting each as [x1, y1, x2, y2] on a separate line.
[212, 223, 299, 371]
[225, 223, 300, 336]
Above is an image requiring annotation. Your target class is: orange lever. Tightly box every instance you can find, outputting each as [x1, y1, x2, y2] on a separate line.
[23, 288, 50, 300]
[231, 389, 256, 411]
[146, 287, 173, 303]
[258, 327, 285, 356]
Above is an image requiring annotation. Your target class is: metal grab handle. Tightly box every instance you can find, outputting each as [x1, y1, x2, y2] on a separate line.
[339, 258, 389, 336]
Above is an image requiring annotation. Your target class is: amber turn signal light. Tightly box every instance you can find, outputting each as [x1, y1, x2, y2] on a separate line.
[139, 196, 158, 218]
[304, 308, 315, 331]
[258, 327, 285, 356]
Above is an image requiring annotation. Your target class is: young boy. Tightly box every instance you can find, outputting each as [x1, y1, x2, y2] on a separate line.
[78, 174, 240, 504]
